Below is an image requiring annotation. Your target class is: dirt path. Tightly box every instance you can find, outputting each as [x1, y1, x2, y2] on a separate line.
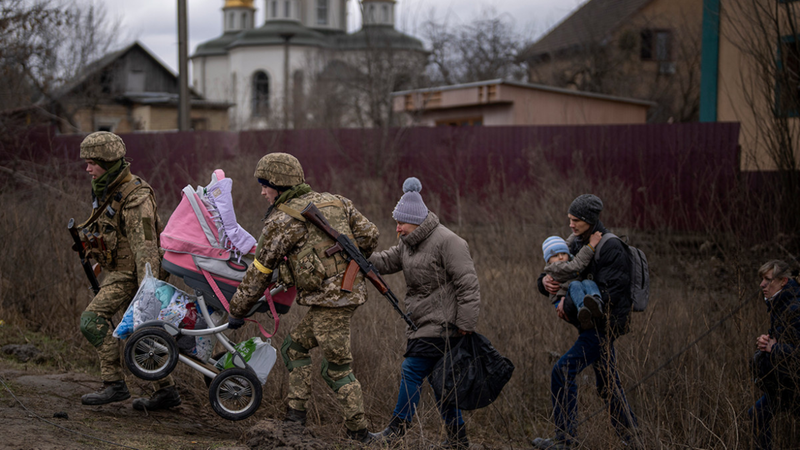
[0, 363, 247, 450]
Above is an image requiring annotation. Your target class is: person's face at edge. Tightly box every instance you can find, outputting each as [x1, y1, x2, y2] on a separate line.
[569, 214, 591, 237]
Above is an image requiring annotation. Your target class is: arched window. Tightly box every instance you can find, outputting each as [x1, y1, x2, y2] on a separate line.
[317, 0, 328, 25]
[229, 12, 235, 29]
[242, 12, 248, 29]
[252, 71, 270, 117]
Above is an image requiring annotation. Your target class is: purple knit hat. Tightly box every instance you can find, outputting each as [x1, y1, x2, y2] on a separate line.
[392, 177, 428, 225]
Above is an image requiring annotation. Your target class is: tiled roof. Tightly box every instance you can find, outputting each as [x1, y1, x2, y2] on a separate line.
[527, 0, 653, 56]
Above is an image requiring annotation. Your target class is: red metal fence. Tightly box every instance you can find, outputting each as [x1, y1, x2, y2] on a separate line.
[4, 123, 742, 230]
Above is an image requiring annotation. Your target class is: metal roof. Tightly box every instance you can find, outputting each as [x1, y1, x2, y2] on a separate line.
[392, 79, 656, 107]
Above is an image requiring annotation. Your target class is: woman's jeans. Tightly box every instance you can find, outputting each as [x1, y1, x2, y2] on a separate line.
[392, 356, 464, 426]
[568, 279, 601, 309]
[551, 328, 637, 443]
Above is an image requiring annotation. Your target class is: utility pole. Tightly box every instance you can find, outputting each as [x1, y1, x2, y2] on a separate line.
[280, 33, 294, 130]
[177, 0, 190, 131]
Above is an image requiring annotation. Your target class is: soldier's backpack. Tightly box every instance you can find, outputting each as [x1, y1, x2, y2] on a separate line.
[594, 233, 650, 312]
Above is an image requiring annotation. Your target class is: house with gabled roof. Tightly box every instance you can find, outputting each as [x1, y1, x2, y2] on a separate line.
[42, 42, 232, 134]
[520, 0, 702, 123]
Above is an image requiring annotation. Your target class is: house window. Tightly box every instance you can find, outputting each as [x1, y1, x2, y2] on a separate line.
[285, 0, 290, 18]
[271, 1, 277, 18]
[252, 71, 270, 117]
[317, 0, 328, 25]
[127, 69, 145, 92]
[776, 35, 800, 116]
[641, 29, 672, 61]
[191, 118, 209, 131]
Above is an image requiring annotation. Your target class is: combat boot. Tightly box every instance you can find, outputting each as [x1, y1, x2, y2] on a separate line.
[132, 386, 181, 411]
[378, 415, 410, 443]
[81, 380, 130, 405]
[284, 407, 307, 426]
[346, 428, 380, 444]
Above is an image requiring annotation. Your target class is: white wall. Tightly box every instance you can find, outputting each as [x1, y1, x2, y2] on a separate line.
[193, 55, 232, 103]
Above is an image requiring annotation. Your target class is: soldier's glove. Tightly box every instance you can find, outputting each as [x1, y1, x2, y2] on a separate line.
[227, 316, 245, 330]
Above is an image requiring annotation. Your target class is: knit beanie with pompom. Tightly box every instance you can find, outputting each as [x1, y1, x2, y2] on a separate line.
[392, 177, 429, 225]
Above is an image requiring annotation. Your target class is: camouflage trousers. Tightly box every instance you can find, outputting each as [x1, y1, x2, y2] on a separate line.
[285, 305, 367, 431]
[82, 272, 174, 390]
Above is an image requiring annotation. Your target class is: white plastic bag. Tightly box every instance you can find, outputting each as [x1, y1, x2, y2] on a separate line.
[113, 263, 197, 339]
[215, 337, 277, 385]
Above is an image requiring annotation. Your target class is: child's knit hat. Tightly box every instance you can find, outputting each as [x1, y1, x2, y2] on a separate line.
[392, 177, 428, 225]
[542, 236, 570, 263]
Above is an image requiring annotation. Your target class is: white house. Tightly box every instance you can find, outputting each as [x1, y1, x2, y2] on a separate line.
[191, 0, 426, 129]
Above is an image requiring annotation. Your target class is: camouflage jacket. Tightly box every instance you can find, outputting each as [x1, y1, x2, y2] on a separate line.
[80, 166, 162, 286]
[229, 191, 379, 318]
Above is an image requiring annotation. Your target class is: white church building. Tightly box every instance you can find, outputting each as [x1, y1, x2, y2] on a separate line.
[191, 0, 427, 130]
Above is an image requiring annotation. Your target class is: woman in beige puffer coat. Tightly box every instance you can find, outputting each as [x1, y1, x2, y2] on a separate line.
[368, 177, 480, 450]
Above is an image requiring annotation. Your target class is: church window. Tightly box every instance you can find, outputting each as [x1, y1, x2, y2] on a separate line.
[242, 12, 248, 28]
[369, 4, 375, 22]
[382, 5, 389, 23]
[285, 1, 290, 18]
[229, 12, 234, 29]
[271, 1, 277, 18]
[317, 0, 328, 25]
[252, 71, 270, 117]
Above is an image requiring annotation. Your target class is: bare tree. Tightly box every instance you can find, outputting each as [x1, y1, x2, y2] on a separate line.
[422, 7, 530, 85]
[0, 0, 122, 133]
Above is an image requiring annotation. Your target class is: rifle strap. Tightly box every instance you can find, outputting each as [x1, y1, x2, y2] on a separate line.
[277, 199, 344, 222]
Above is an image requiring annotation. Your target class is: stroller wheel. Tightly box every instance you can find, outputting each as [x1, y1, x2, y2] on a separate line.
[209, 368, 262, 421]
[124, 327, 179, 381]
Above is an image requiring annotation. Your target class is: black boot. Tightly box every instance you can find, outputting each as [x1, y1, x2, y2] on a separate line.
[284, 407, 307, 426]
[346, 428, 380, 444]
[132, 386, 181, 411]
[441, 423, 469, 449]
[378, 415, 410, 443]
[81, 380, 130, 405]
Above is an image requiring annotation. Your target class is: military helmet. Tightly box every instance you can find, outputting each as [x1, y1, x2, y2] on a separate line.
[79, 131, 126, 161]
[254, 153, 305, 188]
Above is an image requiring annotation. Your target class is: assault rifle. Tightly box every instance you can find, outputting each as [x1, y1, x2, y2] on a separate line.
[68, 218, 101, 295]
[301, 203, 418, 331]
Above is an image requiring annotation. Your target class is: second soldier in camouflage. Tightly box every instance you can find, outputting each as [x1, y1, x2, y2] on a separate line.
[227, 152, 380, 443]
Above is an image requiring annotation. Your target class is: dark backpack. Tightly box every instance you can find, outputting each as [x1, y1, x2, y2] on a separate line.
[595, 233, 650, 312]
[429, 332, 515, 410]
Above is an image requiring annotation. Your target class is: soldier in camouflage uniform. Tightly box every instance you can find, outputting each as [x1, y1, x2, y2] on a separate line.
[227, 153, 380, 443]
[77, 132, 181, 410]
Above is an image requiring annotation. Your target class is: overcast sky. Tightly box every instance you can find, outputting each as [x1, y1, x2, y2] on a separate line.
[98, 0, 586, 74]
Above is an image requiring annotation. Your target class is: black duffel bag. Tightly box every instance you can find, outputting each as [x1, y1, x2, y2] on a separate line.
[429, 332, 514, 410]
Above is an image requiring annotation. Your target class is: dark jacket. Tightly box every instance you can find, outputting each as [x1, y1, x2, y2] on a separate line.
[538, 221, 632, 335]
[763, 279, 800, 384]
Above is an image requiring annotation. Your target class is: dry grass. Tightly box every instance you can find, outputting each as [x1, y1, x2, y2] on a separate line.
[0, 149, 798, 449]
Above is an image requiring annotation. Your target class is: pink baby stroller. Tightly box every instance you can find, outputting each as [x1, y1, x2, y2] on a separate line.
[122, 170, 295, 421]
